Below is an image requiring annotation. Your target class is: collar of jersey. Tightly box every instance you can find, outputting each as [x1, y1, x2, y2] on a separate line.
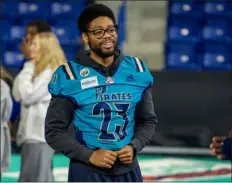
[75, 49, 124, 77]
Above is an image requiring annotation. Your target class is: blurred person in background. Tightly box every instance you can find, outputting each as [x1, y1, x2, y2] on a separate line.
[11, 20, 53, 138]
[0, 66, 13, 89]
[20, 20, 52, 61]
[0, 65, 14, 138]
[12, 32, 67, 181]
[210, 129, 232, 160]
[1, 66, 13, 172]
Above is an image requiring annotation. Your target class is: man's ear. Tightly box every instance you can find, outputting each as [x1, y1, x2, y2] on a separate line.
[82, 32, 89, 44]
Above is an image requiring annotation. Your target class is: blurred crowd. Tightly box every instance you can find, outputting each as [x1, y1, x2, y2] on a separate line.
[1, 19, 68, 181]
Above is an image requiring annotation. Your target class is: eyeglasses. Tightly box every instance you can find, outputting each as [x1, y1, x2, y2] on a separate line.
[87, 25, 118, 39]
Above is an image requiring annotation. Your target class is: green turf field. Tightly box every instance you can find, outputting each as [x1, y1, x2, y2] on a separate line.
[1, 154, 231, 182]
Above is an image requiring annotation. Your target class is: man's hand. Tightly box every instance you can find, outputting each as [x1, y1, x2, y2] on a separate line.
[89, 149, 117, 169]
[117, 145, 134, 164]
[210, 129, 232, 160]
[210, 136, 226, 159]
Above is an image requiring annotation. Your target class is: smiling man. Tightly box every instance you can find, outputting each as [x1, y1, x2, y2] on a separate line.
[45, 4, 158, 182]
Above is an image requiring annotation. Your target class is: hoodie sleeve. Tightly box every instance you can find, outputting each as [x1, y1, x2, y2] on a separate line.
[45, 65, 94, 164]
[130, 59, 158, 153]
[131, 87, 158, 153]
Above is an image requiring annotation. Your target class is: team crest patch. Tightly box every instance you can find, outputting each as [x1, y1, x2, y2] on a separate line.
[105, 77, 114, 84]
[80, 68, 89, 77]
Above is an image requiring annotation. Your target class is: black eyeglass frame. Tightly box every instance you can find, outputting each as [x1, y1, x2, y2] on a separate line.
[87, 25, 118, 39]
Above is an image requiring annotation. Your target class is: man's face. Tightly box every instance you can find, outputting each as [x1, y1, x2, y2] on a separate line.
[25, 26, 37, 42]
[83, 16, 118, 58]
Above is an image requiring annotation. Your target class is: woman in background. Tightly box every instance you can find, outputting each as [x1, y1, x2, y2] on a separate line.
[11, 20, 52, 143]
[12, 32, 67, 181]
[1, 66, 13, 172]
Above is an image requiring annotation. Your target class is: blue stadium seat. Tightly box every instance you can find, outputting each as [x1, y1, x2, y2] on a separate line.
[205, 17, 231, 27]
[3, 49, 24, 68]
[1, 20, 10, 41]
[168, 25, 199, 42]
[165, 40, 197, 53]
[165, 41, 200, 70]
[0, 1, 18, 18]
[51, 1, 85, 19]
[166, 0, 232, 71]
[202, 25, 231, 42]
[17, 2, 51, 19]
[52, 21, 80, 45]
[9, 25, 26, 41]
[203, 53, 232, 70]
[166, 52, 200, 70]
[204, 1, 232, 17]
[203, 42, 232, 54]
[169, 1, 204, 18]
[0, 40, 6, 61]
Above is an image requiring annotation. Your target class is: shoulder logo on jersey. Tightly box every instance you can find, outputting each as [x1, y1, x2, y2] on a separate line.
[81, 76, 98, 89]
[125, 75, 135, 82]
[105, 77, 114, 84]
[80, 68, 90, 77]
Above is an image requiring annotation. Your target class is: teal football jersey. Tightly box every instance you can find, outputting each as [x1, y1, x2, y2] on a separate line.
[48, 56, 153, 150]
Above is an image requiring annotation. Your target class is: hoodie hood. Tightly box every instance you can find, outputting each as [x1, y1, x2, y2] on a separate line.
[75, 49, 124, 77]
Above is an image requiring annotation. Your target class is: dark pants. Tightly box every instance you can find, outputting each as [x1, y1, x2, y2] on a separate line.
[68, 162, 143, 182]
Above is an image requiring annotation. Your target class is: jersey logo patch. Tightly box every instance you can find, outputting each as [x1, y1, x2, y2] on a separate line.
[80, 68, 90, 77]
[105, 77, 114, 84]
[125, 75, 135, 82]
[81, 76, 99, 89]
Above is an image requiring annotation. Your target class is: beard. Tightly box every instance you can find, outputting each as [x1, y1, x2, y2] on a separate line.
[88, 40, 118, 59]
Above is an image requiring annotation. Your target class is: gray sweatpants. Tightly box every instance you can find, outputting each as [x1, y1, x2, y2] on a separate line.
[18, 142, 54, 182]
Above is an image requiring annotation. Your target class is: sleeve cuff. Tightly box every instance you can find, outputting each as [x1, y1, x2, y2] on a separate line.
[81, 148, 95, 164]
[131, 138, 143, 154]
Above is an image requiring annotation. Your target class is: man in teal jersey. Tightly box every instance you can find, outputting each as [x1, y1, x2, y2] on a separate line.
[45, 4, 158, 182]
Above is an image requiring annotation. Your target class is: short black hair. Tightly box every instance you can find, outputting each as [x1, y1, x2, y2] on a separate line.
[27, 20, 52, 33]
[78, 4, 116, 33]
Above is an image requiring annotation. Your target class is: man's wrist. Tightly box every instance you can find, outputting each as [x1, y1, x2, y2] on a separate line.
[129, 143, 137, 156]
